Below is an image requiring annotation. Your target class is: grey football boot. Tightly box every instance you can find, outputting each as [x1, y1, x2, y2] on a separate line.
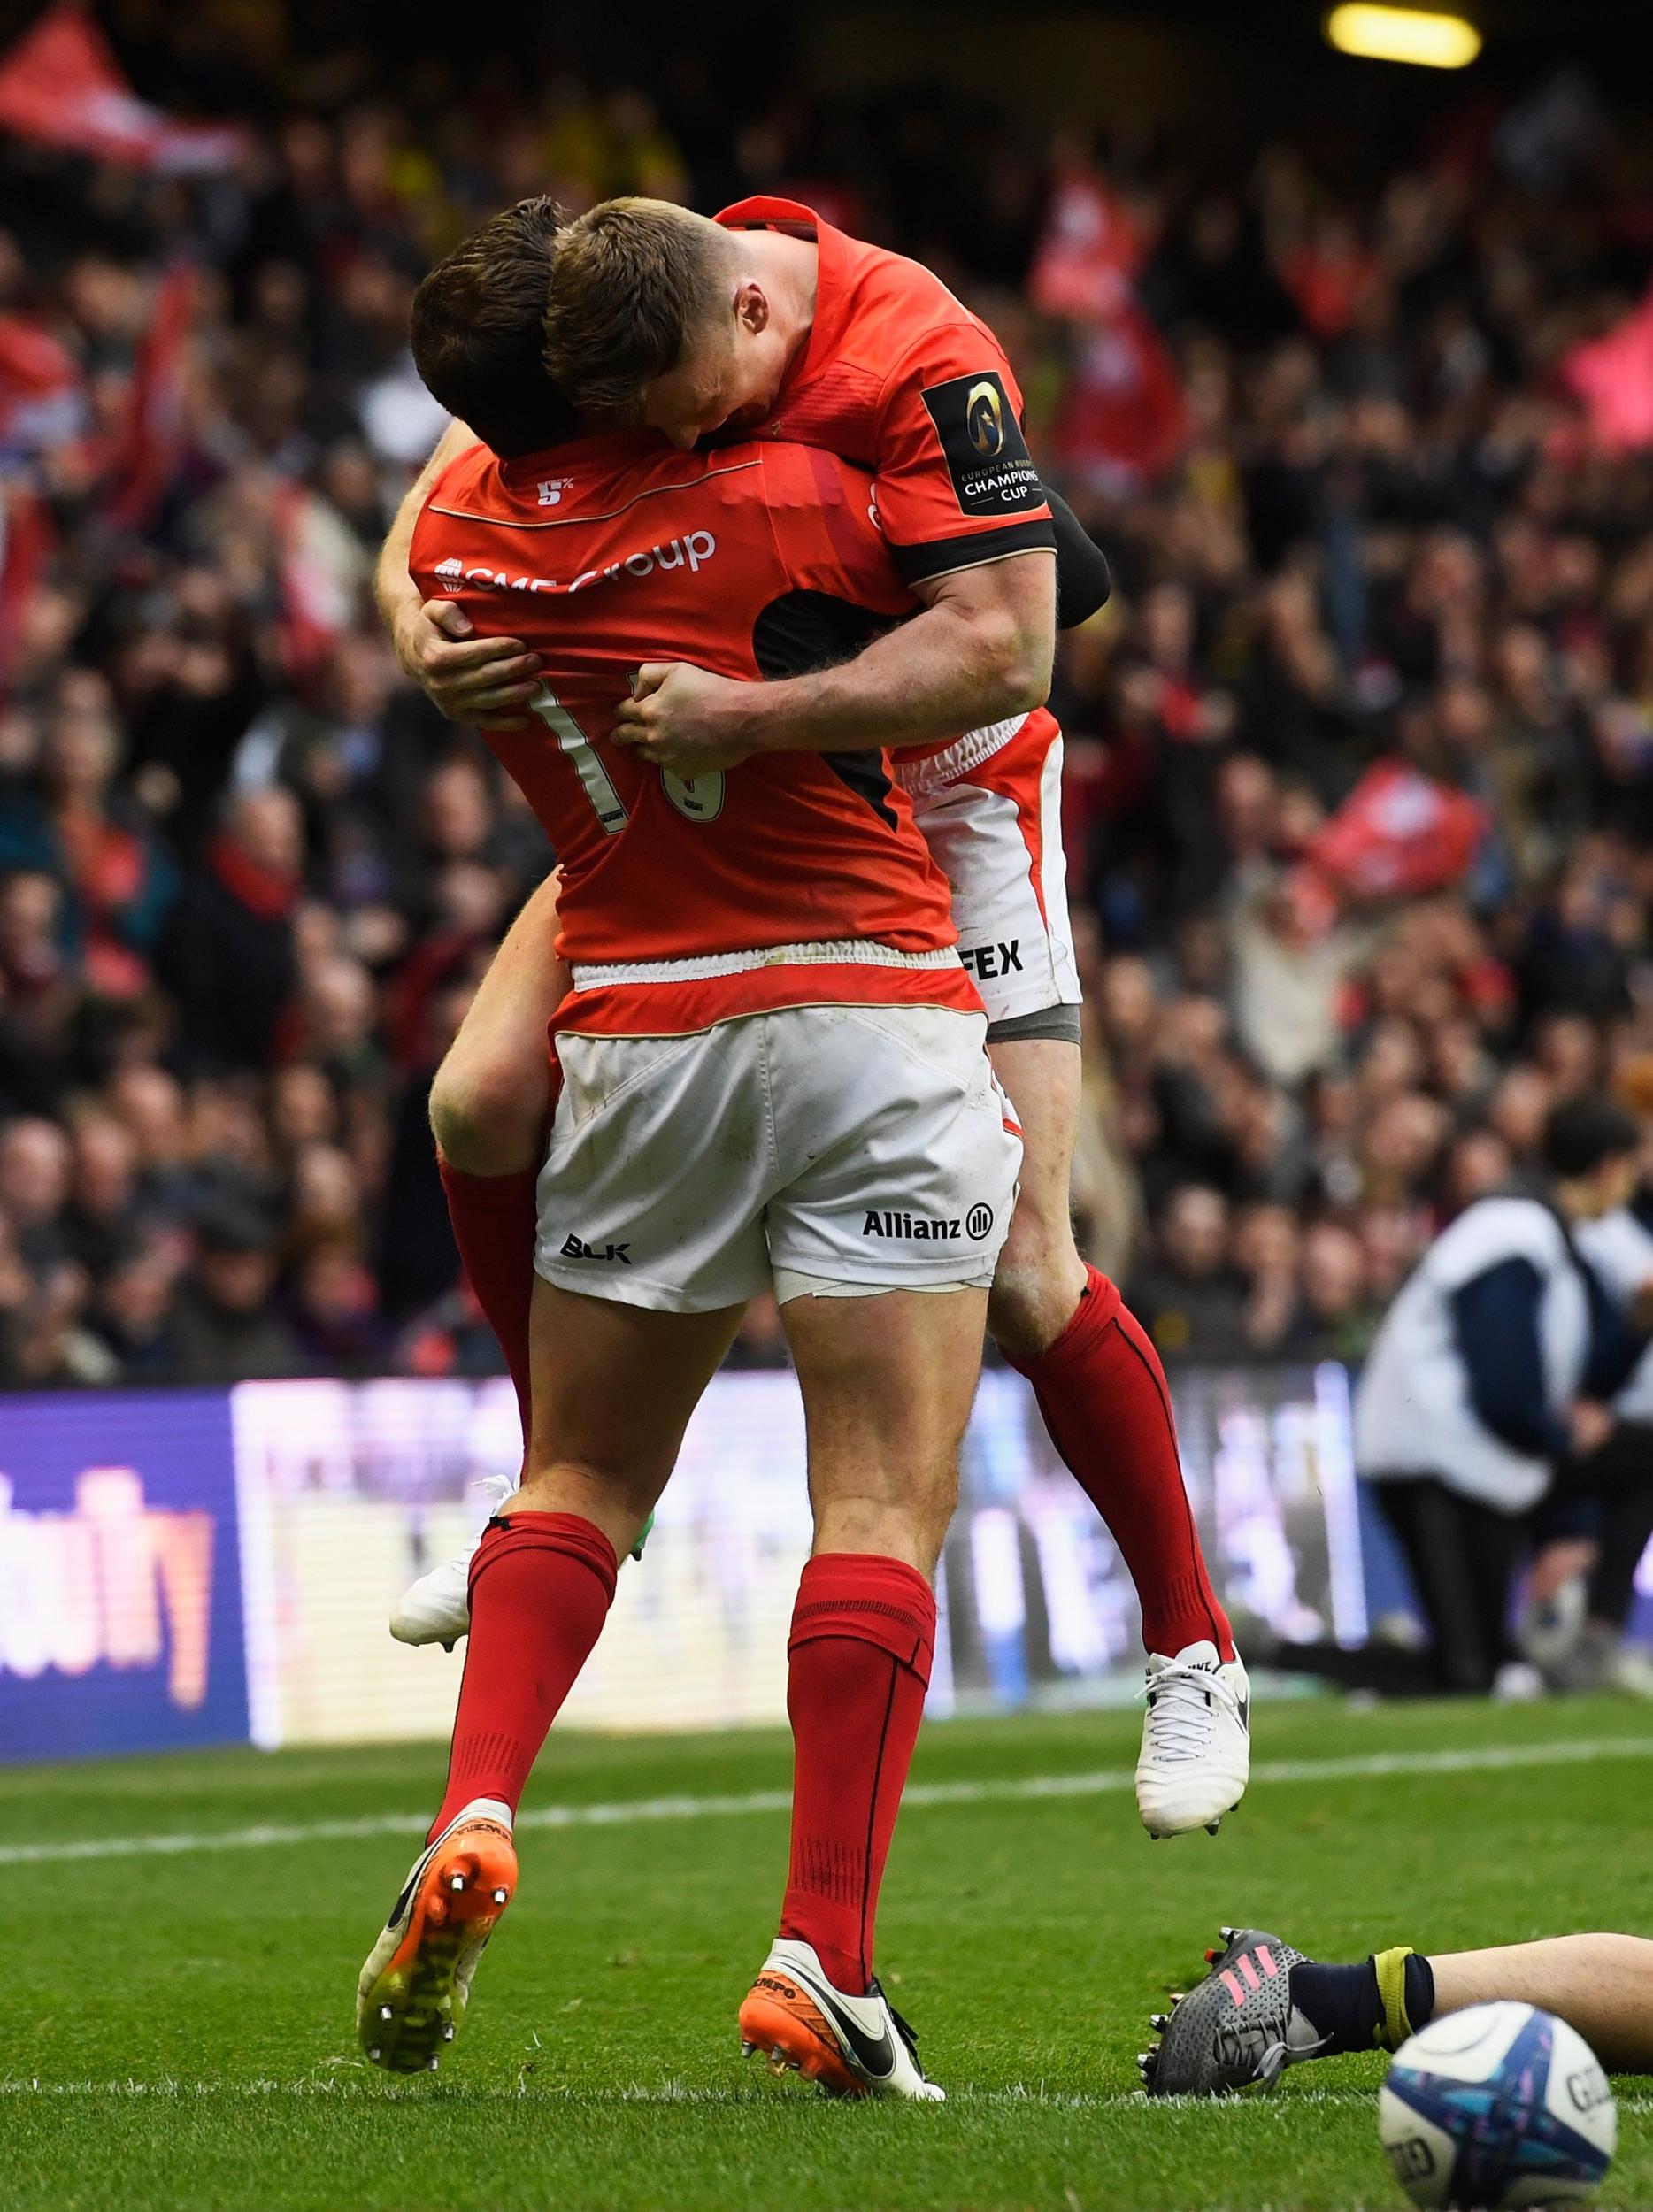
[1140, 1926, 1327, 2095]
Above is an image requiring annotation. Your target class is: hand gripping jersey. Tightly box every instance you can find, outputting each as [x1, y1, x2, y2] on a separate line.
[410, 433, 980, 1040]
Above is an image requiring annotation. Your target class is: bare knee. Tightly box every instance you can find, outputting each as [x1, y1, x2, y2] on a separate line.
[428, 1039, 550, 1177]
[988, 1211, 1088, 1360]
[811, 1466, 957, 1576]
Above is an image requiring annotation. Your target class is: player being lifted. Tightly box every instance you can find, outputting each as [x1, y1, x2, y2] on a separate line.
[357, 219, 1026, 2094]
[377, 193, 1249, 1840]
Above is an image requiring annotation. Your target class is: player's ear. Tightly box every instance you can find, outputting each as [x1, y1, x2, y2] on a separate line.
[734, 281, 769, 339]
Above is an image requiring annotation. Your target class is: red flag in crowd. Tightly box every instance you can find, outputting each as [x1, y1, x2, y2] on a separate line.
[1028, 167, 1143, 323]
[1562, 282, 1653, 452]
[1029, 160, 1187, 488]
[1051, 302, 1188, 490]
[0, 3, 244, 173]
[274, 479, 363, 684]
[101, 259, 198, 534]
[1308, 760, 1488, 903]
[0, 479, 57, 694]
[0, 312, 81, 450]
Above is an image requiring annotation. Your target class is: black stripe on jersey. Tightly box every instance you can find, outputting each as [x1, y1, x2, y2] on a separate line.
[752, 588, 891, 678]
[751, 589, 899, 829]
[888, 516, 1057, 587]
[820, 748, 897, 828]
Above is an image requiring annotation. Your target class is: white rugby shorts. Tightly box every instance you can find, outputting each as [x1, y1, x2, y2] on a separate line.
[534, 1003, 1023, 1313]
[896, 714, 1081, 1041]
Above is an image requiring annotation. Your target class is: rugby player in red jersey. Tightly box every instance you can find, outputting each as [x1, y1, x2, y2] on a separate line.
[356, 266, 1025, 2094]
[376, 196, 1249, 1840]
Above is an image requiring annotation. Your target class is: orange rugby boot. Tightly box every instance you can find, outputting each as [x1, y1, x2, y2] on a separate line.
[738, 1938, 944, 2100]
[356, 1797, 518, 2072]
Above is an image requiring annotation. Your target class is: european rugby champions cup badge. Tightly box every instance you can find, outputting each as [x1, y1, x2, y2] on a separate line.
[918, 370, 1044, 518]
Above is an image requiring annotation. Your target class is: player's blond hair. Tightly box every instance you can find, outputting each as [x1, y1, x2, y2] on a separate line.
[542, 198, 732, 420]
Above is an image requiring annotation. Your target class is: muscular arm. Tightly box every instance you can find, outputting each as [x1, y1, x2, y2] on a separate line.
[374, 421, 543, 728]
[613, 549, 1056, 772]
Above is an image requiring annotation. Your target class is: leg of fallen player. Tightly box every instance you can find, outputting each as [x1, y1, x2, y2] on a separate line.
[357, 1278, 742, 2074]
[736, 1283, 988, 2102]
[1142, 1928, 1653, 2093]
[1426, 1937, 1653, 2071]
[988, 1034, 1249, 1839]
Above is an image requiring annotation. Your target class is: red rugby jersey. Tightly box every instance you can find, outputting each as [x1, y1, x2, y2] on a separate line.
[411, 433, 980, 1038]
[714, 196, 1058, 767]
[715, 196, 1056, 586]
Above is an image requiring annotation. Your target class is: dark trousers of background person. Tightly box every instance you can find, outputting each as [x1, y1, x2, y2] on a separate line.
[1285, 1471, 1529, 1698]
[1373, 1476, 1529, 1694]
[1549, 1420, 1653, 1630]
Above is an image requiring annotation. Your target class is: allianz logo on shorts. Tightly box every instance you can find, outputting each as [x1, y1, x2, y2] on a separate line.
[862, 1205, 996, 1242]
[560, 1233, 633, 1264]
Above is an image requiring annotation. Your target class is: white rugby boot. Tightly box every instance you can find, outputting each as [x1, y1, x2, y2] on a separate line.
[356, 1796, 518, 2073]
[389, 1478, 654, 1648]
[389, 1475, 515, 1649]
[1135, 1640, 1251, 1839]
[738, 1937, 944, 2100]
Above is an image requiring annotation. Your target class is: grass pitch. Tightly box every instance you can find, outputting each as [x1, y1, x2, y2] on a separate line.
[4, 1694, 1650, 2211]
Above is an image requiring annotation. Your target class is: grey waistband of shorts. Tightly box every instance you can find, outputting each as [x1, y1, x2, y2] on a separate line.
[987, 1003, 1082, 1046]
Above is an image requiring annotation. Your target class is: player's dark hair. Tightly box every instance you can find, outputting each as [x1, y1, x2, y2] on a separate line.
[542, 197, 728, 420]
[410, 198, 580, 458]
[1542, 1097, 1641, 1181]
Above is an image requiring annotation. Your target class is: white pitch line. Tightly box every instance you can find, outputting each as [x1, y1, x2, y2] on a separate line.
[3, 1734, 1650, 1870]
[1, 2078, 1649, 2115]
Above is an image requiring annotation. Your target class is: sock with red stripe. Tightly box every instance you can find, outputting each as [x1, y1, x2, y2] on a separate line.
[1005, 1267, 1235, 1661]
[438, 1156, 540, 1435]
[779, 1553, 936, 1996]
[430, 1511, 617, 1839]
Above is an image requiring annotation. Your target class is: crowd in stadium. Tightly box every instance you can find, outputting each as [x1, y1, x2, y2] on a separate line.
[4, 21, 1653, 1388]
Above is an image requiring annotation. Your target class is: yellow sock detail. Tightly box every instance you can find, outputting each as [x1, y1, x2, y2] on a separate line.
[1372, 1946, 1416, 2051]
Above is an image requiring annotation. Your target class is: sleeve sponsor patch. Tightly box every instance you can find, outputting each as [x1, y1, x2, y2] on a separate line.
[919, 371, 1045, 520]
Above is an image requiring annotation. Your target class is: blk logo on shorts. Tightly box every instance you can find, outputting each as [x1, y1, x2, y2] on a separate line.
[559, 1233, 632, 1264]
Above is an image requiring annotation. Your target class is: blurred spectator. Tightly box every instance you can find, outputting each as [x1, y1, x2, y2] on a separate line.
[285, 1232, 387, 1375]
[0, 1115, 73, 1274]
[1295, 1221, 1378, 1361]
[1128, 1186, 1250, 1359]
[168, 1201, 304, 1383]
[158, 787, 303, 1072]
[0, 670, 176, 997]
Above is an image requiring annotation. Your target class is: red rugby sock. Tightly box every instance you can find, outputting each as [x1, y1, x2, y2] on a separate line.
[1006, 1268, 1234, 1661]
[438, 1156, 539, 1435]
[779, 1554, 935, 1995]
[430, 1512, 617, 1838]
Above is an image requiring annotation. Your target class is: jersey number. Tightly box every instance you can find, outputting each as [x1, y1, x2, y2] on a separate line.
[529, 685, 723, 831]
